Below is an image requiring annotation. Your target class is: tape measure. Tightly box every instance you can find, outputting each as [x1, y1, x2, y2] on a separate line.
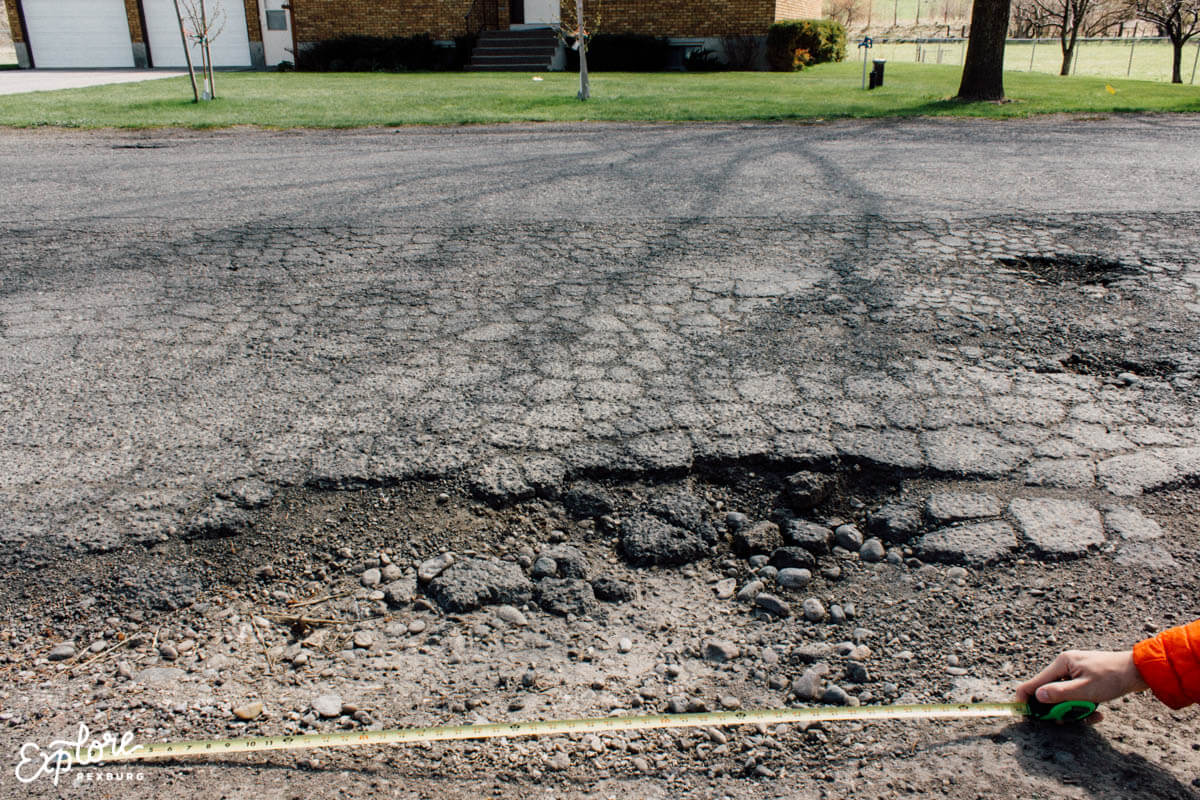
[61, 698, 1095, 766]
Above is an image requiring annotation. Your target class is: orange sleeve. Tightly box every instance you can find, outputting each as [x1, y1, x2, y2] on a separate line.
[1133, 619, 1200, 710]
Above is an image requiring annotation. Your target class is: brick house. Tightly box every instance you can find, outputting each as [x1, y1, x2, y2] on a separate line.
[4, 0, 819, 69]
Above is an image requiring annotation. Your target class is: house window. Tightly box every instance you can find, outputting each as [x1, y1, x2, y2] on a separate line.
[266, 10, 287, 30]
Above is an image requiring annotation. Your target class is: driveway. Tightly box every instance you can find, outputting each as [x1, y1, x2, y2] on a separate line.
[0, 68, 186, 95]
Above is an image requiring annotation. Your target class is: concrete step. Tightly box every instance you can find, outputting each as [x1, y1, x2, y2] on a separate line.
[465, 62, 552, 71]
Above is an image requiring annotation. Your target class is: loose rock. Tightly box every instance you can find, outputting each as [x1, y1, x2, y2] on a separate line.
[769, 546, 815, 570]
[704, 640, 741, 663]
[313, 694, 343, 719]
[783, 519, 834, 555]
[233, 701, 264, 721]
[732, 520, 783, 558]
[785, 471, 836, 510]
[47, 643, 76, 662]
[755, 593, 790, 617]
[535, 577, 598, 617]
[591, 576, 636, 603]
[425, 557, 533, 612]
[834, 524, 863, 551]
[802, 597, 826, 622]
[418, 552, 456, 583]
[776, 568, 813, 590]
[619, 513, 708, 567]
[736, 580, 764, 603]
[868, 500, 923, 543]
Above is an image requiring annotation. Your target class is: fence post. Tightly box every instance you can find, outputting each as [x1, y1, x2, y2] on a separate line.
[1127, 34, 1136, 77]
[1192, 40, 1199, 84]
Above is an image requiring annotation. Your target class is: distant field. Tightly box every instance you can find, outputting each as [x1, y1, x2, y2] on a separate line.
[828, 0, 971, 30]
[865, 38, 1198, 83]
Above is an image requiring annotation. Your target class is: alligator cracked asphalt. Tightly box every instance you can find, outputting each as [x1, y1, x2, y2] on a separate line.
[3, 117, 1199, 561]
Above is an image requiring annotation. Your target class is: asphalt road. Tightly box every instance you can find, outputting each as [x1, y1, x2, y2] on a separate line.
[1, 118, 1199, 560]
[2, 115, 1200, 228]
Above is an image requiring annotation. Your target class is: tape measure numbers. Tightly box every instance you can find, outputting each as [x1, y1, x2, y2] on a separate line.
[61, 699, 1095, 766]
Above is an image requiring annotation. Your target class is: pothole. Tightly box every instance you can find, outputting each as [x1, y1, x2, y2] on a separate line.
[1059, 350, 1181, 379]
[996, 254, 1142, 286]
[0, 466, 1191, 793]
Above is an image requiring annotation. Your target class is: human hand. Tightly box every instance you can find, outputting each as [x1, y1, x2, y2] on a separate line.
[1016, 649, 1149, 709]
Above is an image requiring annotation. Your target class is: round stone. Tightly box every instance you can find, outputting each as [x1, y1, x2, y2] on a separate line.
[776, 568, 812, 590]
[47, 643, 76, 662]
[755, 593, 791, 617]
[859, 538, 886, 562]
[233, 701, 264, 721]
[802, 597, 826, 622]
[313, 694, 343, 718]
[834, 524, 864, 551]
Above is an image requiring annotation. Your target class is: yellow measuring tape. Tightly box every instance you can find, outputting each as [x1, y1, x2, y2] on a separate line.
[65, 702, 1029, 765]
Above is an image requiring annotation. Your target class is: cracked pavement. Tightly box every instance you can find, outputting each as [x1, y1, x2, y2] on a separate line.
[1, 117, 1199, 565]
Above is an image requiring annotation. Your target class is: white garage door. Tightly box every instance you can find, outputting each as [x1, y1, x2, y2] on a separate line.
[143, 0, 252, 68]
[22, 0, 134, 68]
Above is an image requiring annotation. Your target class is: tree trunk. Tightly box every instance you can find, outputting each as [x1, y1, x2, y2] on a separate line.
[1172, 37, 1183, 82]
[1060, 24, 1078, 75]
[575, 0, 589, 100]
[172, 0, 199, 102]
[957, 0, 1013, 100]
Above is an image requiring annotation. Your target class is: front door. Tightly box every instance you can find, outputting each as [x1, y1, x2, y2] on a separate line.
[258, 0, 293, 66]
[514, 0, 559, 26]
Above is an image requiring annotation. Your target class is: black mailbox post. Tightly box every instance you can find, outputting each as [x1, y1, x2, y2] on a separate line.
[868, 59, 886, 89]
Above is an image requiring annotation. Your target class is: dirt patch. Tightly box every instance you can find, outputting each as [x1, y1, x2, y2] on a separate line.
[1, 470, 1198, 798]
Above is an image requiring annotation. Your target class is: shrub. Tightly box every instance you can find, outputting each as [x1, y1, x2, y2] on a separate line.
[683, 47, 724, 71]
[766, 19, 847, 71]
[565, 33, 672, 71]
[722, 35, 765, 70]
[297, 34, 454, 72]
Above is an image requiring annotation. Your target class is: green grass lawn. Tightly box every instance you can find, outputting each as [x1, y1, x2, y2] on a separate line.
[0, 62, 1196, 129]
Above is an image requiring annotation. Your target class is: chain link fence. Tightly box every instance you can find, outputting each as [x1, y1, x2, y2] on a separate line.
[865, 36, 1200, 83]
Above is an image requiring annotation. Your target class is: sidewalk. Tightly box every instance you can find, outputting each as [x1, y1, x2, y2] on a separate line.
[0, 69, 185, 96]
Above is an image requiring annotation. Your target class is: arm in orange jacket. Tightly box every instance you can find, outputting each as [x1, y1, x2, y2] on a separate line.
[1016, 619, 1200, 710]
[1132, 619, 1200, 709]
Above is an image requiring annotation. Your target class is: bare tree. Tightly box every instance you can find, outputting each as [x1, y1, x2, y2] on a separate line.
[176, 0, 226, 99]
[561, 0, 592, 99]
[1039, 0, 1097, 73]
[958, 0, 1013, 100]
[826, 0, 868, 27]
[1011, 0, 1053, 37]
[1128, 0, 1199, 81]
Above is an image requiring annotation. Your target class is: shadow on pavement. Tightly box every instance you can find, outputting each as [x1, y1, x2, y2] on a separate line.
[1011, 721, 1198, 800]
